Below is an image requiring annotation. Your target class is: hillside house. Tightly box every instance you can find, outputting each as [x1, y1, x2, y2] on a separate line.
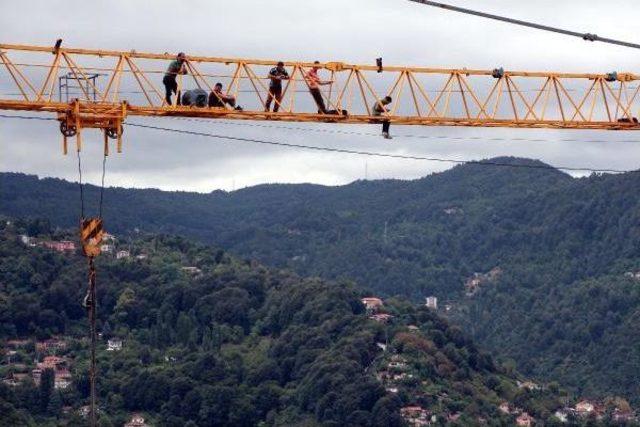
[575, 400, 595, 415]
[42, 240, 76, 252]
[425, 296, 438, 310]
[554, 409, 570, 423]
[136, 254, 148, 260]
[400, 406, 430, 426]
[517, 380, 540, 391]
[465, 276, 483, 295]
[388, 357, 407, 370]
[516, 413, 534, 426]
[36, 338, 67, 353]
[19, 235, 36, 246]
[361, 297, 384, 311]
[464, 267, 503, 295]
[117, 250, 130, 259]
[31, 368, 42, 385]
[181, 266, 202, 275]
[54, 370, 72, 389]
[39, 355, 67, 370]
[443, 207, 463, 215]
[6, 339, 30, 349]
[100, 244, 115, 253]
[370, 313, 393, 323]
[107, 339, 123, 351]
[125, 414, 149, 427]
[613, 408, 637, 422]
[499, 402, 511, 414]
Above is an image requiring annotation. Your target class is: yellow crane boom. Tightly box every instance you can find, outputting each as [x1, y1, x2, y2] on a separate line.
[1, 42, 639, 153]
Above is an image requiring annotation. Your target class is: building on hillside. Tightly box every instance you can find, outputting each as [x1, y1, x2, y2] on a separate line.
[369, 313, 393, 323]
[125, 414, 149, 427]
[554, 409, 570, 423]
[19, 235, 35, 246]
[6, 339, 30, 348]
[613, 408, 637, 423]
[42, 240, 76, 252]
[116, 250, 130, 259]
[102, 233, 116, 242]
[136, 254, 148, 260]
[443, 207, 463, 215]
[107, 339, 123, 351]
[624, 271, 640, 280]
[407, 325, 419, 332]
[361, 297, 384, 311]
[575, 400, 595, 415]
[388, 358, 407, 370]
[400, 406, 430, 426]
[31, 368, 42, 385]
[54, 370, 72, 389]
[517, 380, 540, 391]
[181, 266, 202, 275]
[36, 338, 67, 353]
[100, 244, 115, 253]
[39, 355, 67, 370]
[447, 413, 461, 422]
[499, 402, 511, 414]
[425, 296, 438, 310]
[516, 413, 534, 426]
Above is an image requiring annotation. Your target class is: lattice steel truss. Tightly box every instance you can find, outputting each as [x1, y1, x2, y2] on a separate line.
[1, 42, 639, 152]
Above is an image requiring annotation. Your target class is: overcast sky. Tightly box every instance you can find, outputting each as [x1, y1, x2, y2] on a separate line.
[1, 0, 639, 192]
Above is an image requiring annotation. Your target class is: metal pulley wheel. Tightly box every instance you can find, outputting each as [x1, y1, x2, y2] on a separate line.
[60, 121, 77, 137]
[106, 125, 123, 139]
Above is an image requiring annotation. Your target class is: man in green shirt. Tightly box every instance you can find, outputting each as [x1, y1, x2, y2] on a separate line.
[163, 52, 187, 106]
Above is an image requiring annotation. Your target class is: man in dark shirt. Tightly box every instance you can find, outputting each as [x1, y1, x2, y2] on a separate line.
[163, 52, 187, 106]
[208, 82, 242, 110]
[265, 61, 289, 112]
[372, 96, 393, 139]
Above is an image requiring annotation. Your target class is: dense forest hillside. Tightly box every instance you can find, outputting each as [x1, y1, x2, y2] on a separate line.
[0, 218, 573, 426]
[2, 157, 640, 404]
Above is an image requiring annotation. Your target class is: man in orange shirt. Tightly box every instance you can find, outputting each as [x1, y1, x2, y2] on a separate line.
[305, 61, 333, 114]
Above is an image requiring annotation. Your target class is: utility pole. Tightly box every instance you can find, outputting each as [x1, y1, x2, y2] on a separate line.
[383, 221, 388, 244]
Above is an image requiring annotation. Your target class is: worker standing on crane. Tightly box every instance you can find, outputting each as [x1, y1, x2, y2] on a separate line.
[163, 52, 188, 106]
[373, 96, 393, 139]
[305, 61, 333, 114]
[265, 61, 289, 112]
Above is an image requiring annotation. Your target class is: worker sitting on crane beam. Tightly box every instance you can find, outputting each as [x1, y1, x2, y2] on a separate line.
[265, 61, 290, 112]
[163, 52, 188, 106]
[208, 83, 243, 110]
[305, 61, 333, 114]
[373, 96, 393, 139]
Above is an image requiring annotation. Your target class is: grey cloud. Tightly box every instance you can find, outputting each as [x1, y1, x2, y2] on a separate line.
[1, 0, 639, 191]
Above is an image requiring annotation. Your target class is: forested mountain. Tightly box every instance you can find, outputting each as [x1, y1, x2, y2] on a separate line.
[2, 157, 640, 404]
[0, 219, 570, 426]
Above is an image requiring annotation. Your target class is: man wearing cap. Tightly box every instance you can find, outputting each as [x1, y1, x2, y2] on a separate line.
[265, 61, 289, 112]
[163, 52, 188, 106]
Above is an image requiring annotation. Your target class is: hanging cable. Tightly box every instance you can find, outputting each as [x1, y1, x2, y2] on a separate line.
[125, 121, 634, 174]
[0, 114, 636, 173]
[407, 0, 640, 50]
[99, 154, 107, 218]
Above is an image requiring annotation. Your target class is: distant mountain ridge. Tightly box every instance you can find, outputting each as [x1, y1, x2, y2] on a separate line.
[2, 157, 640, 403]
